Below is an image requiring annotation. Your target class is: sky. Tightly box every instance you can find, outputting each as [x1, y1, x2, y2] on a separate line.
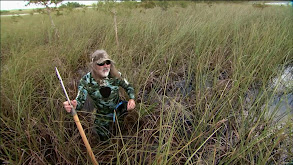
[0, 1, 98, 11]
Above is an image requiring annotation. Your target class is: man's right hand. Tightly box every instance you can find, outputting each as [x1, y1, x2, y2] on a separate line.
[63, 100, 77, 113]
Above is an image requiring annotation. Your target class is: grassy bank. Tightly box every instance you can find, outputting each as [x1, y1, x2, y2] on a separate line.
[1, 2, 292, 164]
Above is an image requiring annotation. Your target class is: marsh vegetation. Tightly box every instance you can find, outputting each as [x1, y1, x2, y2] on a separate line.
[1, 2, 292, 164]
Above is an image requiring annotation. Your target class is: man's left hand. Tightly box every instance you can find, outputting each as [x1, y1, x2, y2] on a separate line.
[127, 99, 136, 110]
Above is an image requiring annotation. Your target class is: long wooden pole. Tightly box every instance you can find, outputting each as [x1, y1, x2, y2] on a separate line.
[73, 114, 98, 165]
[55, 67, 98, 165]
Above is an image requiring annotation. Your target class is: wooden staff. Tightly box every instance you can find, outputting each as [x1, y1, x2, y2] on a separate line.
[55, 67, 98, 165]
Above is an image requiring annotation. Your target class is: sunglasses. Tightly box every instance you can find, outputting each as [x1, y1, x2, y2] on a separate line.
[96, 60, 111, 66]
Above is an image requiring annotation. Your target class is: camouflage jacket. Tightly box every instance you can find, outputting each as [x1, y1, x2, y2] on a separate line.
[75, 72, 135, 115]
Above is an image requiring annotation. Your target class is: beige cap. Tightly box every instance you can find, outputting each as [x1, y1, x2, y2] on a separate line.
[91, 50, 114, 64]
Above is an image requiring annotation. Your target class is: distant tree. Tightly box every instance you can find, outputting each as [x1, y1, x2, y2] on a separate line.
[26, 0, 63, 38]
[59, 2, 85, 8]
[26, 0, 63, 8]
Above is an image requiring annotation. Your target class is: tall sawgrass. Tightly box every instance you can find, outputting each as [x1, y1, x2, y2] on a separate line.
[1, 2, 292, 164]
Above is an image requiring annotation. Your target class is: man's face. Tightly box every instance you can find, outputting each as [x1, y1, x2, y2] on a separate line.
[95, 60, 111, 78]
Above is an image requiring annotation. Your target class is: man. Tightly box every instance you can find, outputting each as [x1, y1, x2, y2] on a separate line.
[63, 50, 136, 141]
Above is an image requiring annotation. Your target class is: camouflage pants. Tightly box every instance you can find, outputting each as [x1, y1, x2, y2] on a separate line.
[93, 102, 128, 141]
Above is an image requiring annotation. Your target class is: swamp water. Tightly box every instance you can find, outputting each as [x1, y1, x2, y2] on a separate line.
[268, 66, 293, 123]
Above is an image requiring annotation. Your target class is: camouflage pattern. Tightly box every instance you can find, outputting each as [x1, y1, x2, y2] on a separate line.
[75, 72, 135, 140]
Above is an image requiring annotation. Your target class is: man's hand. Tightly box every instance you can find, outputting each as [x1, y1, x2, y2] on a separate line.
[127, 99, 136, 110]
[63, 100, 77, 113]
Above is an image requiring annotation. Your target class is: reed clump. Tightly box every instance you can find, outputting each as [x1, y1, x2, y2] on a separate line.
[1, 2, 292, 164]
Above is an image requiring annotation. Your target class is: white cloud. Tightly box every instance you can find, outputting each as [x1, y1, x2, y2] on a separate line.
[0, 1, 99, 11]
[1, 1, 36, 11]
